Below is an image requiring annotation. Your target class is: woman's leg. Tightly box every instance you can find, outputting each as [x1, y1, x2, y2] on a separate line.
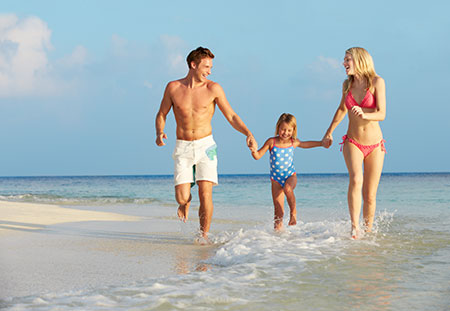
[271, 180, 285, 231]
[343, 140, 365, 233]
[362, 146, 385, 232]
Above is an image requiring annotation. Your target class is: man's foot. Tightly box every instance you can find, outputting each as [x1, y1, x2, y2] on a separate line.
[195, 232, 211, 245]
[177, 195, 192, 222]
[274, 218, 283, 231]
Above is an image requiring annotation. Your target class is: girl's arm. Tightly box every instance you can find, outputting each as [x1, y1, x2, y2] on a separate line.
[295, 139, 324, 149]
[322, 83, 348, 147]
[251, 138, 273, 160]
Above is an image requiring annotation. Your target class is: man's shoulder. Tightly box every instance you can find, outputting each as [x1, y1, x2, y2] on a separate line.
[167, 79, 184, 89]
[206, 80, 223, 93]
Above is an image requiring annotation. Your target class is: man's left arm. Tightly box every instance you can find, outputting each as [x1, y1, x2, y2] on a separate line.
[213, 83, 257, 149]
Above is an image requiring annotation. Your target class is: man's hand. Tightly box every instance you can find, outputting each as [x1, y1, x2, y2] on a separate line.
[156, 132, 167, 146]
[246, 134, 258, 151]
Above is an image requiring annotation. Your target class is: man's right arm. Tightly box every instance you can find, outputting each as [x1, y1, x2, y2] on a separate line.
[155, 83, 173, 146]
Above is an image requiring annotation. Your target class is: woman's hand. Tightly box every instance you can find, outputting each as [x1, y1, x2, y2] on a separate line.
[350, 106, 365, 119]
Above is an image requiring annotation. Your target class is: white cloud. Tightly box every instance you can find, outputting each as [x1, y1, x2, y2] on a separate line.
[308, 56, 341, 78]
[160, 34, 188, 76]
[0, 14, 86, 98]
[107, 34, 189, 89]
[300, 56, 343, 102]
[59, 45, 88, 67]
[143, 80, 153, 89]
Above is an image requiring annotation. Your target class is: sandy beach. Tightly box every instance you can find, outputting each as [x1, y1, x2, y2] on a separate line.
[0, 200, 216, 299]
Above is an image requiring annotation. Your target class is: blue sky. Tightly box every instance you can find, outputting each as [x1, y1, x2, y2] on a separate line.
[1, 0, 449, 176]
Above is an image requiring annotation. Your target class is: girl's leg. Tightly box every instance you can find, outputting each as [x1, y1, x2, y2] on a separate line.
[283, 175, 298, 226]
[271, 180, 285, 231]
[343, 141, 365, 235]
[362, 146, 385, 232]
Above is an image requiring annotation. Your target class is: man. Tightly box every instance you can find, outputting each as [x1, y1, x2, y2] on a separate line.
[155, 47, 256, 241]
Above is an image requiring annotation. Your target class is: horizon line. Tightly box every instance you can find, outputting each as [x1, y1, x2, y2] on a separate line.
[0, 171, 449, 178]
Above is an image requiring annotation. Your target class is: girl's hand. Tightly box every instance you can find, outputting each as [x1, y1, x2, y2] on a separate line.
[247, 135, 258, 150]
[322, 135, 333, 148]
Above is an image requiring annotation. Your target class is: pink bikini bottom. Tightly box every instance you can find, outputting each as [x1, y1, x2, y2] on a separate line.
[340, 135, 386, 158]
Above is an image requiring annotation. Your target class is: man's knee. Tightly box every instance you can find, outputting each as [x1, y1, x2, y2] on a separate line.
[175, 186, 191, 205]
[198, 181, 213, 202]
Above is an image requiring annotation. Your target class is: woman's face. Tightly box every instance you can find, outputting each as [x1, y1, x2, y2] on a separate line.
[343, 53, 355, 75]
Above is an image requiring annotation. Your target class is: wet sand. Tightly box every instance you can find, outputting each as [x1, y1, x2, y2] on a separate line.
[0, 201, 215, 299]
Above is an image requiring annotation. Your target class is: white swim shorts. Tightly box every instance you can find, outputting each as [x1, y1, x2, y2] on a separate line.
[172, 135, 218, 186]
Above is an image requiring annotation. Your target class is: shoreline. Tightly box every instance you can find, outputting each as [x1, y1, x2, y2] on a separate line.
[1, 171, 449, 179]
[0, 200, 217, 299]
[0, 200, 141, 234]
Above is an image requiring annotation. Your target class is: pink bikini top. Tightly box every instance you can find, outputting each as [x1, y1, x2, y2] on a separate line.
[345, 89, 376, 110]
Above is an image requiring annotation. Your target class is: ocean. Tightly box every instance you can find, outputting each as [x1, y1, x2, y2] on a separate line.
[1, 173, 449, 310]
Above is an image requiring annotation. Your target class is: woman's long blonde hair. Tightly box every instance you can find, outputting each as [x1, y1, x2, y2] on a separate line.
[275, 113, 297, 139]
[344, 47, 377, 94]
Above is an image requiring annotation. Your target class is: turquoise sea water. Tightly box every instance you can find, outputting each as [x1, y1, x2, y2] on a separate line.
[1, 173, 449, 310]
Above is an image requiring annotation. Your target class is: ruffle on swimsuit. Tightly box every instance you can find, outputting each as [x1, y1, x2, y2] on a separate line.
[340, 135, 386, 158]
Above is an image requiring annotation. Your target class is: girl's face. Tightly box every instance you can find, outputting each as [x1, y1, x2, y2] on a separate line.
[343, 53, 355, 75]
[278, 122, 294, 140]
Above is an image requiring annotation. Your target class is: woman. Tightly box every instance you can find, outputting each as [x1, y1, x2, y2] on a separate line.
[322, 47, 386, 239]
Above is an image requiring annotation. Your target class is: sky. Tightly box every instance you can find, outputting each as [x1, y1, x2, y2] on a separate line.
[1, 0, 449, 176]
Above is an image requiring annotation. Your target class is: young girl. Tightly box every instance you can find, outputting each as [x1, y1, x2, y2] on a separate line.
[251, 113, 324, 231]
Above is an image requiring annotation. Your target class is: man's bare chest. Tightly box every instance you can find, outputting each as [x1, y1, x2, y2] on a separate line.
[172, 88, 215, 110]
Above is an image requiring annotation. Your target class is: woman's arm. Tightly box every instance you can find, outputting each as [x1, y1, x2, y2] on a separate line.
[322, 84, 348, 146]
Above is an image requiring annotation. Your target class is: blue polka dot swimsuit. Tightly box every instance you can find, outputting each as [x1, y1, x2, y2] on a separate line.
[269, 138, 296, 187]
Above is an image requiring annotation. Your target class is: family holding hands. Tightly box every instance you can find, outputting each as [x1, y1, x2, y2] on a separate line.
[155, 46, 386, 241]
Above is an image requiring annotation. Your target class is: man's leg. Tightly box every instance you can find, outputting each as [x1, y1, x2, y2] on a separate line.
[197, 181, 214, 238]
[175, 183, 192, 222]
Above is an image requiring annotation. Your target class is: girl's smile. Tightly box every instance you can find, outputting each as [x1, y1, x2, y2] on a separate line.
[278, 122, 294, 141]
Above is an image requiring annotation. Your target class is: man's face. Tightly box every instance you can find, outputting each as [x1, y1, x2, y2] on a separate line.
[193, 57, 213, 81]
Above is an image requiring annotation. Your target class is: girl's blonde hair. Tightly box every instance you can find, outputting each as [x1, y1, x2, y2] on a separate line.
[275, 113, 297, 139]
[344, 47, 377, 94]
